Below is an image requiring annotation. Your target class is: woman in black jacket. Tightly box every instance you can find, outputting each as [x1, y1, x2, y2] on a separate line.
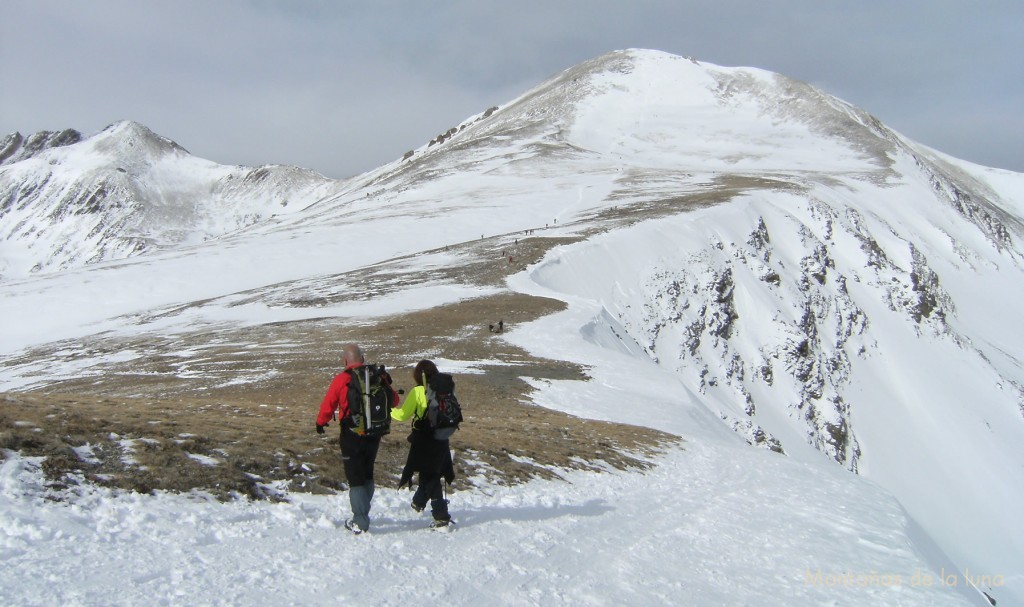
[391, 359, 455, 528]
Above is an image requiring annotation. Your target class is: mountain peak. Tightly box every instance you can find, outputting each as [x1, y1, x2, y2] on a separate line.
[393, 48, 893, 184]
[91, 120, 190, 158]
[562, 50, 892, 169]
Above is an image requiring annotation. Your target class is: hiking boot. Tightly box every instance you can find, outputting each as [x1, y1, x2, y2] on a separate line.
[411, 502, 425, 513]
[344, 519, 364, 535]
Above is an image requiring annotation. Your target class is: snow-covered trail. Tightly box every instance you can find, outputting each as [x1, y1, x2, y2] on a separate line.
[1, 437, 976, 606]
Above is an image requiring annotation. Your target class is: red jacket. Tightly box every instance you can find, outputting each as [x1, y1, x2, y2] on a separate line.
[316, 363, 399, 427]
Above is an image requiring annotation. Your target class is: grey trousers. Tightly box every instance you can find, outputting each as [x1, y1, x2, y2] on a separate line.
[340, 429, 381, 532]
[348, 481, 375, 531]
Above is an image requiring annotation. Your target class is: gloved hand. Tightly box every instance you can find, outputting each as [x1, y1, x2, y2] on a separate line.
[316, 423, 327, 435]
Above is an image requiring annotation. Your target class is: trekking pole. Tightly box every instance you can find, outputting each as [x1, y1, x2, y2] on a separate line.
[362, 366, 371, 434]
[446, 448, 453, 503]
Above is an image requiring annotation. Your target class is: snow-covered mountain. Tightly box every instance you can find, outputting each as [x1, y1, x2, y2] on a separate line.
[2, 49, 1022, 605]
[0, 121, 339, 278]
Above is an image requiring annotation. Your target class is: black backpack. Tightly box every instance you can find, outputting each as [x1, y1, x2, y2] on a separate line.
[345, 364, 394, 437]
[425, 373, 463, 440]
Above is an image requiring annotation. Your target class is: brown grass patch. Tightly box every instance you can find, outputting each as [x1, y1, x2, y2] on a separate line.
[1, 372, 677, 501]
[1, 291, 679, 500]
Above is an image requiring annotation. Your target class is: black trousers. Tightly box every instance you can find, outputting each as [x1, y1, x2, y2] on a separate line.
[414, 470, 449, 521]
[407, 434, 452, 521]
[339, 429, 381, 487]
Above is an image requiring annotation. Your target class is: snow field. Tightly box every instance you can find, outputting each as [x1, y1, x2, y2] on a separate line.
[0, 436, 977, 606]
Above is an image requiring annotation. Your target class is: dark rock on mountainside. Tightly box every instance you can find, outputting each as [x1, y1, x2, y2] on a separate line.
[0, 129, 82, 166]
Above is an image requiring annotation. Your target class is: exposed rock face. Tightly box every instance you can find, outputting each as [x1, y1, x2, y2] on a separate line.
[0, 129, 83, 166]
[625, 172, 1014, 472]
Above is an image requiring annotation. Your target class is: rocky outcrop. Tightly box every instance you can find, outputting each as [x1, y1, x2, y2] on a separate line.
[0, 129, 82, 166]
[627, 189, 994, 471]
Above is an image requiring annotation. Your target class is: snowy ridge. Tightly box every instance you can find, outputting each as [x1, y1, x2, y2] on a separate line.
[1, 49, 1021, 605]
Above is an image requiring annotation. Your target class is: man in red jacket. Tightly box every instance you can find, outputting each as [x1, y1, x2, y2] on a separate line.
[316, 343, 400, 534]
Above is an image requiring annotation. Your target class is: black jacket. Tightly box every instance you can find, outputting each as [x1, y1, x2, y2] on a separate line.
[399, 423, 455, 488]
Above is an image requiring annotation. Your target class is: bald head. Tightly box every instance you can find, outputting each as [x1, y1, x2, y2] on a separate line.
[342, 343, 365, 367]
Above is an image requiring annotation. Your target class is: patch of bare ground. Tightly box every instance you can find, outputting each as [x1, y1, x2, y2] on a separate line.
[1, 289, 679, 500]
[1, 176, 796, 500]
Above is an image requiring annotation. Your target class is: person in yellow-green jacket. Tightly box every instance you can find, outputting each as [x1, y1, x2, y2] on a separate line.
[392, 359, 455, 528]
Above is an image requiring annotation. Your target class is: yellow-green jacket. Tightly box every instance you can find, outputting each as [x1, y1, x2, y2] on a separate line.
[392, 384, 427, 423]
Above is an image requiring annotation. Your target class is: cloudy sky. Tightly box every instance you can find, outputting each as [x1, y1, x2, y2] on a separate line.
[2, 1, 1021, 178]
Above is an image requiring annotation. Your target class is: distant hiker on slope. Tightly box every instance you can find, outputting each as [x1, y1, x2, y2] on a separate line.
[315, 343, 400, 534]
[391, 359, 461, 529]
